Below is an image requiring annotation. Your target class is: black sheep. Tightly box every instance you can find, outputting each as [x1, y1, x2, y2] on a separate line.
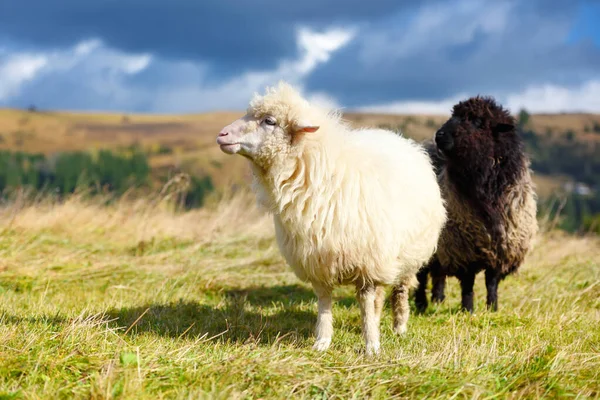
[416, 96, 538, 313]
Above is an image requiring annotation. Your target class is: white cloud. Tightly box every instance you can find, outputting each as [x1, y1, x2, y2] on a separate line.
[0, 26, 355, 112]
[360, 0, 514, 64]
[0, 39, 152, 107]
[505, 81, 600, 113]
[295, 27, 356, 74]
[47, 40, 153, 76]
[74, 39, 102, 56]
[355, 80, 600, 115]
[307, 91, 343, 111]
[355, 95, 464, 115]
[121, 55, 152, 75]
[0, 54, 48, 100]
[150, 26, 356, 112]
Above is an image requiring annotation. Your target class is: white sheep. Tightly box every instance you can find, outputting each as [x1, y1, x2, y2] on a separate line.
[216, 81, 446, 355]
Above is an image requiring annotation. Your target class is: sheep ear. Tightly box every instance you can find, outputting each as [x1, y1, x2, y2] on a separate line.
[494, 123, 514, 133]
[294, 119, 319, 133]
[295, 125, 320, 133]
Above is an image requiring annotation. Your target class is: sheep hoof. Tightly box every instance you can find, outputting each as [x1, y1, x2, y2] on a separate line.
[365, 342, 381, 357]
[393, 323, 408, 335]
[312, 337, 332, 351]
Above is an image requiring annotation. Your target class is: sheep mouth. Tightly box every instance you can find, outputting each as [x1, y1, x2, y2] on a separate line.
[219, 143, 241, 154]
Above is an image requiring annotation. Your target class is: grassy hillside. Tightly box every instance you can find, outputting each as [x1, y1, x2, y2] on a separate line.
[0, 193, 598, 398]
[0, 109, 249, 190]
[2, 108, 599, 199]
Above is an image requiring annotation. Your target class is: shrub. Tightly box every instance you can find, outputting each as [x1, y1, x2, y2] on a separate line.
[0, 148, 150, 196]
[565, 130, 575, 141]
[183, 176, 215, 208]
[518, 109, 530, 127]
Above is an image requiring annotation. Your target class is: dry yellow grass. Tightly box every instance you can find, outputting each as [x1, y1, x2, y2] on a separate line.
[0, 190, 599, 398]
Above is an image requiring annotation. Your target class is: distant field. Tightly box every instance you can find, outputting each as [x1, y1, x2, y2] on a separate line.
[1, 108, 599, 198]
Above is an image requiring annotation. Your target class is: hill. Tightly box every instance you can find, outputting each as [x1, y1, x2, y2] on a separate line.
[2, 108, 600, 200]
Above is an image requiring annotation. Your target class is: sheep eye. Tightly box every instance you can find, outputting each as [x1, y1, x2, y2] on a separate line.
[472, 118, 483, 128]
[264, 117, 277, 126]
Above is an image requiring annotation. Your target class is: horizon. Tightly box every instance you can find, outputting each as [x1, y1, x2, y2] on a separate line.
[2, 106, 600, 118]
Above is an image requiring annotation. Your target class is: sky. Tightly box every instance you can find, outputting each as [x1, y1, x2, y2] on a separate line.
[0, 0, 599, 114]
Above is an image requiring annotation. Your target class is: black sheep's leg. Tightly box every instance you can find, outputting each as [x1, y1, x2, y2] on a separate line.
[431, 261, 446, 304]
[485, 269, 500, 311]
[431, 273, 446, 303]
[432, 274, 446, 303]
[415, 267, 429, 313]
[459, 271, 476, 313]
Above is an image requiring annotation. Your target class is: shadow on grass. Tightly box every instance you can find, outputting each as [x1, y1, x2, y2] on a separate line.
[105, 300, 315, 345]
[103, 284, 358, 345]
[225, 284, 317, 306]
[1, 313, 67, 327]
[224, 284, 356, 308]
[106, 285, 462, 344]
[408, 295, 496, 317]
[103, 287, 464, 345]
[2, 285, 368, 346]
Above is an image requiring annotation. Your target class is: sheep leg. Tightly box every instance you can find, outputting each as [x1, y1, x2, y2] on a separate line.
[459, 272, 476, 313]
[312, 282, 333, 351]
[431, 273, 446, 303]
[485, 269, 500, 311]
[415, 267, 429, 313]
[374, 285, 386, 327]
[391, 277, 410, 335]
[428, 258, 446, 303]
[356, 283, 380, 356]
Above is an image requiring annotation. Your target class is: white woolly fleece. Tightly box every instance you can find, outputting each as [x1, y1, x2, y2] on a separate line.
[245, 82, 447, 287]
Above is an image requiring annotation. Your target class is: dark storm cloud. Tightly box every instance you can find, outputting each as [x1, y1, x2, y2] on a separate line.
[304, 0, 600, 106]
[0, 0, 433, 76]
[1, 0, 599, 112]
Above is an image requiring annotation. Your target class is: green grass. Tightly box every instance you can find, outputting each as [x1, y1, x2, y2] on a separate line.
[0, 197, 599, 399]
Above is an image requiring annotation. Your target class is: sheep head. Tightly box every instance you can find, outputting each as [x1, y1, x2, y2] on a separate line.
[435, 96, 517, 171]
[217, 81, 321, 168]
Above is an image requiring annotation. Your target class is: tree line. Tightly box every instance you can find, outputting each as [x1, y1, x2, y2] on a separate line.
[0, 147, 214, 208]
[518, 109, 600, 234]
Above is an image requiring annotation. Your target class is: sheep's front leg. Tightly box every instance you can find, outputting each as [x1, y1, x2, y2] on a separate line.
[391, 277, 410, 335]
[312, 282, 333, 351]
[357, 283, 380, 356]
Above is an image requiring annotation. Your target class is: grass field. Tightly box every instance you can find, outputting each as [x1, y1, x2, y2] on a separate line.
[1, 192, 599, 399]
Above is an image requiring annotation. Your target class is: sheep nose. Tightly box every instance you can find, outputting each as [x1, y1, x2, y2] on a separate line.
[435, 130, 448, 143]
[218, 131, 229, 137]
[435, 129, 454, 152]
